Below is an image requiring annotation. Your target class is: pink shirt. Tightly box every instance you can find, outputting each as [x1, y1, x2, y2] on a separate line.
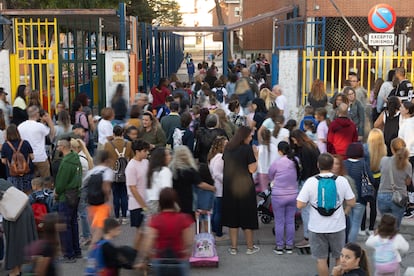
[126, 158, 149, 210]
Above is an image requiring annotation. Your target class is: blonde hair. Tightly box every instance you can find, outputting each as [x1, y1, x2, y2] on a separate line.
[169, 146, 198, 178]
[235, 78, 250, 95]
[367, 128, 387, 172]
[70, 138, 94, 169]
[259, 88, 275, 110]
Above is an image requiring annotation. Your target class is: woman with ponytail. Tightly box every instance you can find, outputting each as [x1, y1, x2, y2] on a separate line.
[332, 242, 370, 276]
[268, 141, 301, 255]
[377, 138, 412, 228]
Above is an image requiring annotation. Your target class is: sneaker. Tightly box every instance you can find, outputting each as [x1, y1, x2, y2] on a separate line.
[60, 256, 76, 263]
[74, 253, 83, 259]
[121, 217, 129, 225]
[285, 246, 293, 254]
[273, 247, 284, 255]
[295, 239, 309, 248]
[79, 237, 91, 247]
[215, 235, 229, 242]
[366, 230, 374, 236]
[358, 230, 366, 236]
[246, 245, 260, 255]
[228, 247, 238, 255]
[404, 210, 414, 218]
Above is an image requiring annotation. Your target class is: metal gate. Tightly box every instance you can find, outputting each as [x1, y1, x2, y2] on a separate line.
[10, 18, 60, 114]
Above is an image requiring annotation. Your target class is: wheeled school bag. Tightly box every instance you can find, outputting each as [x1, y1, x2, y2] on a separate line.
[189, 212, 219, 267]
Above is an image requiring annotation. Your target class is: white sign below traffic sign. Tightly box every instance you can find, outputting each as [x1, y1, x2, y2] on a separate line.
[368, 33, 395, 46]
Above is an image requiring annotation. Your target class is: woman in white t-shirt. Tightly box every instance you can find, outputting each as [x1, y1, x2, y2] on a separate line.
[146, 147, 173, 216]
[97, 107, 115, 150]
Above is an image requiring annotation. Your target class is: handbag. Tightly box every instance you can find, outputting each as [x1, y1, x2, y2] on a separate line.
[65, 189, 80, 209]
[389, 166, 409, 208]
[0, 186, 29, 221]
[361, 163, 375, 200]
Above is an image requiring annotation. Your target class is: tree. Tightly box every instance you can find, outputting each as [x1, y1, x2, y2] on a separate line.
[149, 0, 182, 26]
[214, 0, 225, 26]
[126, 0, 154, 23]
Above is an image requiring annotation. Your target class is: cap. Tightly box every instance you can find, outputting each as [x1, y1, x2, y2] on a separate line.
[0, 88, 8, 95]
[72, 123, 87, 131]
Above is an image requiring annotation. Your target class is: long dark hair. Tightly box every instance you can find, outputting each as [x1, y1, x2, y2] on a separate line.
[70, 101, 82, 124]
[147, 147, 168, 189]
[252, 98, 267, 113]
[343, 243, 370, 276]
[111, 84, 124, 106]
[226, 126, 252, 151]
[278, 141, 301, 180]
[290, 129, 318, 150]
[16, 84, 26, 100]
[387, 96, 401, 118]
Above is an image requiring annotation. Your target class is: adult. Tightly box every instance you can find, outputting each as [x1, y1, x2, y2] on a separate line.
[343, 143, 374, 243]
[54, 110, 72, 142]
[374, 96, 401, 156]
[344, 87, 365, 141]
[1, 124, 34, 193]
[70, 100, 90, 147]
[290, 129, 320, 247]
[204, 68, 218, 90]
[215, 109, 235, 139]
[268, 141, 301, 255]
[151, 78, 171, 110]
[140, 188, 194, 274]
[97, 107, 114, 150]
[1, 179, 37, 276]
[348, 72, 367, 105]
[84, 150, 113, 250]
[125, 105, 141, 129]
[273, 85, 289, 120]
[172, 111, 195, 152]
[226, 73, 238, 99]
[377, 138, 412, 228]
[389, 67, 413, 102]
[194, 114, 227, 163]
[227, 99, 247, 128]
[297, 153, 356, 276]
[138, 111, 167, 149]
[329, 93, 348, 121]
[126, 139, 151, 250]
[376, 69, 395, 114]
[187, 58, 195, 83]
[235, 68, 257, 113]
[361, 129, 387, 235]
[172, 81, 189, 102]
[236, 68, 259, 97]
[160, 101, 181, 146]
[134, 93, 152, 114]
[146, 147, 173, 215]
[250, 98, 267, 145]
[308, 79, 328, 109]
[369, 78, 384, 123]
[11, 84, 29, 126]
[260, 87, 277, 111]
[170, 145, 215, 217]
[332, 243, 370, 276]
[55, 138, 82, 262]
[0, 87, 10, 126]
[222, 126, 260, 255]
[104, 126, 133, 224]
[327, 103, 358, 157]
[111, 83, 127, 125]
[75, 93, 95, 154]
[18, 105, 54, 177]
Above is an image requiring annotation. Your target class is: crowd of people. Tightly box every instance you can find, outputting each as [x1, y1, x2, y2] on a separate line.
[0, 62, 412, 276]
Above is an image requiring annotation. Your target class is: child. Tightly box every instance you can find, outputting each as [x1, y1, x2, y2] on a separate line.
[257, 128, 279, 192]
[315, 107, 329, 153]
[365, 214, 409, 276]
[211, 80, 228, 105]
[303, 120, 317, 143]
[299, 105, 318, 131]
[124, 126, 138, 142]
[29, 177, 53, 233]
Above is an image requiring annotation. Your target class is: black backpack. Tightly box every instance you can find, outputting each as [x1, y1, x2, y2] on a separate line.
[87, 170, 105, 205]
[110, 141, 128, 183]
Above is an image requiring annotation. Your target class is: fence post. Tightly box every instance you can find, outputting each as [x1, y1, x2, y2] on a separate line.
[271, 53, 279, 86]
[223, 27, 228, 77]
[118, 2, 126, 50]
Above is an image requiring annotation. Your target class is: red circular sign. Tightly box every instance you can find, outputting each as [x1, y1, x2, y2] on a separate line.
[368, 4, 396, 32]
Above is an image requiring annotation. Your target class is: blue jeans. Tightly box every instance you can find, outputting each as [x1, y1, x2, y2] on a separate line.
[151, 259, 190, 276]
[212, 197, 223, 236]
[272, 194, 297, 247]
[377, 192, 405, 228]
[58, 201, 81, 258]
[348, 203, 366, 243]
[299, 181, 310, 239]
[112, 182, 128, 218]
[77, 198, 91, 239]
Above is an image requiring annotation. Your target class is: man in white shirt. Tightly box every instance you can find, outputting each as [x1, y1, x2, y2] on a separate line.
[272, 85, 289, 120]
[0, 88, 10, 126]
[18, 105, 55, 177]
[297, 153, 355, 276]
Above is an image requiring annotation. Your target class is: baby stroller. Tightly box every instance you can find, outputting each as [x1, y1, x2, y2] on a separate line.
[257, 186, 273, 224]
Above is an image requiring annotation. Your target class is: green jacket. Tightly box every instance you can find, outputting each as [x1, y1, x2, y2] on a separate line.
[55, 151, 82, 202]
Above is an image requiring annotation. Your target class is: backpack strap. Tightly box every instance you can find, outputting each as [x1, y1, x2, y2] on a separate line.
[7, 141, 17, 153]
[17, 140, 24, 152]
[110, 141, 126, 158]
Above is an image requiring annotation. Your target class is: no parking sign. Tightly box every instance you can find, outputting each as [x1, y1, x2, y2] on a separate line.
[368, 4, 396, 33]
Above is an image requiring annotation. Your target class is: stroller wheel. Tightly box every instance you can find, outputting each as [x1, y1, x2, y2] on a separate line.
[261, 215, 272, 224]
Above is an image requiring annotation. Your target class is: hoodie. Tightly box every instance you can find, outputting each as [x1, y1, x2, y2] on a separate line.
[55, 151, 82, 202]
[327, 117, 358, 157]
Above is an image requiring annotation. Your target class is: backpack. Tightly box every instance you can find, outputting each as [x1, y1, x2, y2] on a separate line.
[214, 87, 224, 103]
[85, 239, 109, 276]
[87, 170, 106, 206]
[30, 191, 49, 232]
[374, 237, 400, 274]
[312, 175, 339, 216]
[7, 140, 30, 177]
[110, 141, 128, 183]
[172, 128, 185, 148]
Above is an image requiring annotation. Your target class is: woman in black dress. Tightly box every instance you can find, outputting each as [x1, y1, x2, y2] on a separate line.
[222, 126, 259, 255]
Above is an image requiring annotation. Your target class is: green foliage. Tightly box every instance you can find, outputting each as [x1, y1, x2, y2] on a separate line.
[150, 0, 182, 26]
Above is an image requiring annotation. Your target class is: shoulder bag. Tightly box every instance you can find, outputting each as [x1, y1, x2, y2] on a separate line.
[361, 162, 375, 200]
[389, 165, 408, 208]
[0, 186, 29, 221]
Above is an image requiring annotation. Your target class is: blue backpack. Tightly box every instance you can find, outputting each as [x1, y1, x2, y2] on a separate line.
[214, 87, 224, 103]
[313, 175, 339, 216]
[85, 239, 109, 275]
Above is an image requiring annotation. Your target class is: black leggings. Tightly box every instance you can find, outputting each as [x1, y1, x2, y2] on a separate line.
[361, 177, 380, 231]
